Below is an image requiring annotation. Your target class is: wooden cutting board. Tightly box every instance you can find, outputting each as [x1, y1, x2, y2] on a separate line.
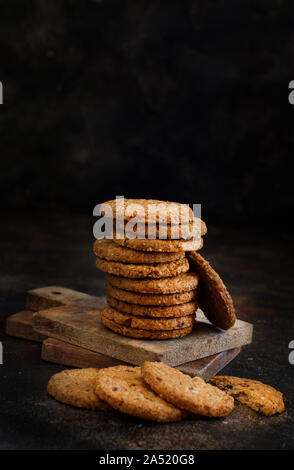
[6, 285, 252, 376]
[5, 309, 242, 379]
[6, 310, 47, 342]
[41, 337, 242, 379]
[26, 285, 107, 311]
[32, 304, 253, 366]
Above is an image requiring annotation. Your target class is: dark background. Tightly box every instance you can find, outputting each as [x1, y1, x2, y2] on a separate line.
[0, 1, 294, 451]
[0, 0, 293, 226]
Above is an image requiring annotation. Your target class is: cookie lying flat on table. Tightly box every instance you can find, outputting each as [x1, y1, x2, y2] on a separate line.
[210, 376, 285, 416]
[106, 283, 197, 306]
[188, 251, 236, 330]
[95, 366, 187, 422]
[101, 313, 193, 339]
[106, 272, 199, 294]
[47, 368, 111, 410]
[107, 296, 198, 317]
[101, 199, 194, 225]
[113, 236, 203, 253]
[141, 361, 234, 418]
[96, 256, 189, 279]
[94, 240, 185, 264]
[102, 306, 196, 330]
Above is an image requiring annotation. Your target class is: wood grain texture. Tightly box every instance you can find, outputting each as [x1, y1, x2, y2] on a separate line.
[42, 337, 241, 380]
[178, 347, 241, 378]
[5, 287, 106, 342]
[5, 310, 47, 342]
[26, 286, 106, 311]
[33, 304, 253, 366]
[42, 338, 123, 369]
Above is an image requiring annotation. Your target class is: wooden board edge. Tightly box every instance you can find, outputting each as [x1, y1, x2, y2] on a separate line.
[41, 338, 242, 380]
[5, 311, 47, 342]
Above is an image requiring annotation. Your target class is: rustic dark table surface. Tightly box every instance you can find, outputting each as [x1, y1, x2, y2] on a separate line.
[0, 214, 293, 450]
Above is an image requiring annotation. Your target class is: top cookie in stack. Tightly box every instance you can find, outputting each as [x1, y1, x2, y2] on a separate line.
[94, 199, 206, 340]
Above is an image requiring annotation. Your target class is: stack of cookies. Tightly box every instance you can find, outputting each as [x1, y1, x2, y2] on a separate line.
[94, 199, 207, 340]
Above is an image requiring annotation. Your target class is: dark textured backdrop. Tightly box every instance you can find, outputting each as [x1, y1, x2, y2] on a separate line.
[0, 0, 293, 225]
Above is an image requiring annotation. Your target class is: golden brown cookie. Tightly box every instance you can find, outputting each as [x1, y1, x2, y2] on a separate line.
[47, 368, 111, 410]
[102, 306, 196, 330]
[142, 362, 234, 418]
[93, 239, 185, 264]
[123, 219, 207, 240]
[107, 271, 199, 294]
[107, 296, 198, 317]
[101, 199, 194, 224]
[95, 366, 186, 422]
[188, 251, 236, 330]
[101, 313, 193, 339]
[210, 376, 285, 416]
[96, 256, 189, 279]
[113, 236, 203, 253]
[106, 283, 197, 306]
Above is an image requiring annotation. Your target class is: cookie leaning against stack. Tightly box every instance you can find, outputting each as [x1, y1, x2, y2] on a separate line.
[94, 199, 205, 340]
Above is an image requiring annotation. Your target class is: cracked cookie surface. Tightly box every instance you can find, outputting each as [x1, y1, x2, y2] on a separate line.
[47, 368, 111, 410]
[210, 376, 285, 416]
[95, 365, 187, 422]
[107, 296, 198, 317]
[123, 219, 207, 239]
[94, 239, 185, 264]
[141, 361, 234, 417]
[113, 236, 203, 252]
[101, 199, 194, 224]
[106, 271, 199, 294]
[106, 283, 197, 306]
[102, 306, 196, 330]
[101, 312, 193, 339]
[96, 256, 189, 279]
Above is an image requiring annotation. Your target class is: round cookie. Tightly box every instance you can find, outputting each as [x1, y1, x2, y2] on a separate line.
[124, 219, 207, 240]
[107, 296, 198, 318]
[188, 251, 236, 330]
[101, 198, 194, 224]
[210, 376, 285, 416]
[95, 366, 186, 422]
[96, 256, 189, 279]
[47, 368, 111, 410]
[101, 313, 193, 339]
[106, 283, 197, 306]
[106, 272, 199, 294]
[113, 236, 203, 253]
[94, 239, 185, 264]
[141, 361, 234, 418]
[102, 306, 196, 330]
